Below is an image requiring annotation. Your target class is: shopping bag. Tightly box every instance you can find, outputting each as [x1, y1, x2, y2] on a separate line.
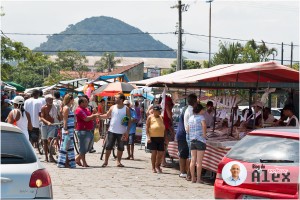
[94, 128, 101, 143]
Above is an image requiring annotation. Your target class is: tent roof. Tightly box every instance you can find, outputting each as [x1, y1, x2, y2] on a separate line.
[93, 74, 130, 83]
[5, 82, 26, 92]
[130, 62, 299, 89]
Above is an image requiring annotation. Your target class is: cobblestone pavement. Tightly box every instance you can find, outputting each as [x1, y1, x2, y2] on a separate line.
[38, 140, 214, 199]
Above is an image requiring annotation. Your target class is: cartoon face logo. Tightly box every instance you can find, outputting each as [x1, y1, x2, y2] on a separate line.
[222, 161, 247, 186]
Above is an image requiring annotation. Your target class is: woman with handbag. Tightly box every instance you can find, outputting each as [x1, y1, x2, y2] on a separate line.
[57, 94, 76, 168]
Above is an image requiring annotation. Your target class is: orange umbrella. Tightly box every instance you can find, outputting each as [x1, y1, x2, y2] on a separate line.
[92, 82, 137, 96]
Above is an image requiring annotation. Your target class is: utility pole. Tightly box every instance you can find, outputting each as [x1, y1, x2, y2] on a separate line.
[207, 0, 213, 68]
[290, 42, 293, 67]
[177, 0, 183, 71]
[172, 1, 189, 71]
[281, 42, 284, 65]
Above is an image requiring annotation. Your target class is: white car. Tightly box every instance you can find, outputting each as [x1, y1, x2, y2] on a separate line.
[1, 122, 53, 199]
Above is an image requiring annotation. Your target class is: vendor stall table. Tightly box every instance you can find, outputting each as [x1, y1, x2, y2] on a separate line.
[168, 140, 238, 173]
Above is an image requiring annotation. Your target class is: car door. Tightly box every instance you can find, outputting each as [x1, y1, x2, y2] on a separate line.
[1, 130, 39, 198]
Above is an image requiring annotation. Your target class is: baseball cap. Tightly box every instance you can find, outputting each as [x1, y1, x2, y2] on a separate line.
[45, 94, 54, 99]
[4, 99, 12, 105]
[13, 96, 25, 104]
[153, 105, 162, 111]
[252, 101, 263, 108]
[123, 100, 130, 105]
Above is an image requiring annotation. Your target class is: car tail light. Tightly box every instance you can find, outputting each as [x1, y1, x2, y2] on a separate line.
[216, 158, 227, 180]
[29, 169, 51, 188]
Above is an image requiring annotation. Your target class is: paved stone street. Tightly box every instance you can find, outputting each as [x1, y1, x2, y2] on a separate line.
[38, 140, 214, 199]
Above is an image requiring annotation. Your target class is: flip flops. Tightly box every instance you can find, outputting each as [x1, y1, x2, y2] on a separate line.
[102, 163, 108, 167]
[117, 163, 125, 167]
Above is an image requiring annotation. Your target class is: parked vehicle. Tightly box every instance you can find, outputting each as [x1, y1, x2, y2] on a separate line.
[1, 122, 53, 199]
[214, 128, 299, 199]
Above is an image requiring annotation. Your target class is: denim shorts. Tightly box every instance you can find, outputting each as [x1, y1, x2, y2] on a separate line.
[77, 130, 94, 154]
[190, 140, 206, 151]
[177, 140, 189, 159]
[106, 131, 125, 151]
[41, 125, 56, 140]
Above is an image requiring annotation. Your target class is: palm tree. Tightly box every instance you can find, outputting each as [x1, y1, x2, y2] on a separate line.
[211, 41, 243, 66]
[94, 52, 121, 72]
[257, 40, 277, 61]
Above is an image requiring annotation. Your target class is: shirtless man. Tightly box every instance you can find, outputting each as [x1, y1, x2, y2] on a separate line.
[40, 94, 61, 162]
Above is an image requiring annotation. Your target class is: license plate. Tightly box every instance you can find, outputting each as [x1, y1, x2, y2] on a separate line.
[242, 195, 268, 199]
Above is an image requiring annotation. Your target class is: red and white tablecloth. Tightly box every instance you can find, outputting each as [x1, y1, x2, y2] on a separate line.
[168, 141, 231, 173]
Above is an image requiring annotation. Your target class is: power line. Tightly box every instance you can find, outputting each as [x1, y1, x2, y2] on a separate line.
[184, 33, 299, 47]
[2, 32, 174, 36]
[32, 49, 175, 53]
[2, 31, 298, 47]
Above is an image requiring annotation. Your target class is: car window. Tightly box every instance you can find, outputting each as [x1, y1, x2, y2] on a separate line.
[1, 131, 37, 164]
[227, 135, 299, 164]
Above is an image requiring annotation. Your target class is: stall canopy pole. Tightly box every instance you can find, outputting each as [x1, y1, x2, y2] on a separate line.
[199, 88, 202, 101]
[253, 71, 261, 129]
[184, 88, 187, 106]
[230, 73, 239, 137]
[213, 77, 220, 132]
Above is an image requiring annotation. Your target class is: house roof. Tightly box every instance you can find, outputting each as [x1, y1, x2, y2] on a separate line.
[59, 62, 143, 80]
[107, 62, 143, 75]
[60, 71, 108, 80]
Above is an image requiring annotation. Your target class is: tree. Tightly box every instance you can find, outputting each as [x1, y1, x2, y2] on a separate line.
[241, 40, 277, 62]
[211, 41, 243, 66]
[12, 52, 52, 88]
[55, 50, 89, 78]
[291, 63, 299, 71]
[163, 60, 202, 75]
[94, 52, 121, 72]
[1, 36, 54, 88]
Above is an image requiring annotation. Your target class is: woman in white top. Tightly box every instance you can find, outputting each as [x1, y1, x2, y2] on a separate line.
[7, 96, 33, 140]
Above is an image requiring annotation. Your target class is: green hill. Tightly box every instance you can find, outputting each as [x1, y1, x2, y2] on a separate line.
[34, 16, 176, 58]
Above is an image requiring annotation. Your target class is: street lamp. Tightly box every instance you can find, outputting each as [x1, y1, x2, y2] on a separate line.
[206, 0, 213, 68]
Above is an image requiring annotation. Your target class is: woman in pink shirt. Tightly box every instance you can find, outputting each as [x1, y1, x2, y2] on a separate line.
[75, 97, 99, 167]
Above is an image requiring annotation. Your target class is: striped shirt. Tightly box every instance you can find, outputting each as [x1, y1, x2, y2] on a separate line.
[188, 114, 206, 143]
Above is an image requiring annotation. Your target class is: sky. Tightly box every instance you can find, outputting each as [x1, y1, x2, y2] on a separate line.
[1, 0, 299, 64]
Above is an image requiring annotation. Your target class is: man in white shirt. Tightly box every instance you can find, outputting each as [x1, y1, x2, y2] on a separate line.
[24, 89, 42, 145]
[203, 101, 215, 128]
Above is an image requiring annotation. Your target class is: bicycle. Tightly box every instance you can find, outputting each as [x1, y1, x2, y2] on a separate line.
[49, 123, 63, 163]
[49, 125, 80, 163]
[73, 131, 80, 154]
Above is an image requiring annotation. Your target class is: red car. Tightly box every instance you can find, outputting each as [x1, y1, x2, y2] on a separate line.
[214, 128, 299, 199]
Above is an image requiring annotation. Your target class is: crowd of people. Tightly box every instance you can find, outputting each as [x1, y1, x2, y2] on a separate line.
[0, 90, 142, 169]
[1, 90, 299, 182]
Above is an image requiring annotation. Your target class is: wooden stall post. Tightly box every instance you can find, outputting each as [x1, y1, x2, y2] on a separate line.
[253, 71, 261, 129]
[229, 73, 239, 136]
[213, 78, 220, 132]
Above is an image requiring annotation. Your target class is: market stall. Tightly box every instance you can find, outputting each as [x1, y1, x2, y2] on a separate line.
[131, 61, 300, 173]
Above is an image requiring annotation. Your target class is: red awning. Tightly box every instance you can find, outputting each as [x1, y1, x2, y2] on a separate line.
[131, 62, 299, 87]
